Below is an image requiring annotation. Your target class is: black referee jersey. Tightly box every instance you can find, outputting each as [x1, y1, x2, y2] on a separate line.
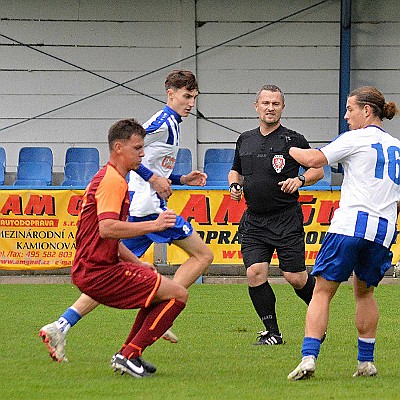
[231, 125, 311, 215]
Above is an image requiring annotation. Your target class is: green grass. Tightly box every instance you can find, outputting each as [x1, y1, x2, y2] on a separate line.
[1, 283, 400, 399]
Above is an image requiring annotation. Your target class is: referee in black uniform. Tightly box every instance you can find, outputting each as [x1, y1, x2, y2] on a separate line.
[228, 84, 324, 345]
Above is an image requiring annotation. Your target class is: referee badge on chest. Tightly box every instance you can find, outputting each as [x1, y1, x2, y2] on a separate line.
[272, 154, 285, 173]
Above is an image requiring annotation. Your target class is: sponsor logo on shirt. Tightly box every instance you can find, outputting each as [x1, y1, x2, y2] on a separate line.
[161, 155, 176, 170]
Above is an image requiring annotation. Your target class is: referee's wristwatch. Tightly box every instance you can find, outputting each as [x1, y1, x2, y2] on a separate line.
[297, 175, 306, 187]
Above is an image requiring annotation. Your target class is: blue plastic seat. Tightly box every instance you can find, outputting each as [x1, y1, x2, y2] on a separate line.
[204, 162, 232, 186]
[18, 147, 53, 165]
[313, 165, 332, 186]
[14, 161, 52, 186]
[299, 165, 332, 187]
[0, 147, 5, 185]
[65, 147, 100, 168]
[172, 148, 192, 175]
[62, 161, 99, 187]
[204, 148, 235, 166]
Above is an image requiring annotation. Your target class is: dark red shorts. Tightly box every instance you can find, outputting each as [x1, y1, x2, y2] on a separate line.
[72, 261, 161, 309]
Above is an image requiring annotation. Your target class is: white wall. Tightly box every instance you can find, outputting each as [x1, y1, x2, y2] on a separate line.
[0, 0, 399, 180]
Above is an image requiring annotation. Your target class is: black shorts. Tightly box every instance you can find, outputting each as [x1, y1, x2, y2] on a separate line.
[238, 203, 306, 272]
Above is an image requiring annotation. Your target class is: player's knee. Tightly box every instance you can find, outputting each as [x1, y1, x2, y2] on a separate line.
[246, 264, 267, 285]
[284, 271, 308, 288]
[200, 245, 214, 265]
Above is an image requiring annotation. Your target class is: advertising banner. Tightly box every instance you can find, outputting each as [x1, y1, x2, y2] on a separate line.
[0, 189, 82, 270]
[166, 189, 400, 266]
[1, 188, 399, 270]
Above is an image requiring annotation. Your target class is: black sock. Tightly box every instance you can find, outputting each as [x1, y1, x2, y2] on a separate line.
[294, 274, 315, 305]
[248, 281, 279, 334]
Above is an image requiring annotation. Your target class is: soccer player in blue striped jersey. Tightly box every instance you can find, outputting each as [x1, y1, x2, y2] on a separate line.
[123, 70, 214, 289]
[287, 86, 400, 380]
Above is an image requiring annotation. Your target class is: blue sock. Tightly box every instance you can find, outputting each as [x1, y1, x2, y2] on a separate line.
[56, 307, 82, 334]
[358, 338, 375, 362]
[301, 337, 321, 359]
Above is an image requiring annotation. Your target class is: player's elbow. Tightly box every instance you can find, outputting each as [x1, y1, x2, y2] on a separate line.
[98, 221, 117, 239]
[98, 228, 113, 239]
[304, 151, 327, 169]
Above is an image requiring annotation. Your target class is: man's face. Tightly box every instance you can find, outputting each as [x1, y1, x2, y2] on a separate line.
[254, 90, 285, 127]
[167, 87, 198, 117]
[121, 134, 145, 171]
[344, 96, 366, 130]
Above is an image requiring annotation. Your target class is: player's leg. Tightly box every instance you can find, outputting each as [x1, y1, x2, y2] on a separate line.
[304, 276, 338, 338]
[39, 293, 99, 362]
[112, 275, 188, 378]
[123, 232, 182, 343]
[283, 270, 315, 302]
[288, 276, 339, 380]
[352, 274, 378, 377]
[246, 261, 283, 345]
[278, 208, 315, 306]
[240, 210, 283, 345]
[172, 230, 214, 288]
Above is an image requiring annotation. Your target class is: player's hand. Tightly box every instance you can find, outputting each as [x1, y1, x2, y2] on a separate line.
[278, 177, 302, 193]
[182, 170, 207, 186]
[154, 209, 177, 231]
[150, 176, 172, 200]
[229, 183, 242, 202]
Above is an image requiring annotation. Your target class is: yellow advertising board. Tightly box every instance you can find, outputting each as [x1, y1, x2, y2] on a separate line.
[166, 189, 400, 266]
[0, 188, 399, 270]
[0, 189, 82, 270]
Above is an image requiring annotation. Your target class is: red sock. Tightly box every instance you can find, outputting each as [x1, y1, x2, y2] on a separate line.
[121, 299, 186, 359]
[118, 307, 150, 353]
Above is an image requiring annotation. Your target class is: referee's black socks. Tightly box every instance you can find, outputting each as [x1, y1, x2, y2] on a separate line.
[248, 281, 280, 334]
[294, 274, 315, 305]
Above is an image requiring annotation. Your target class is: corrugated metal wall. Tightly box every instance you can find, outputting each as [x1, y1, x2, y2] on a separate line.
[1, 0, 399, 179]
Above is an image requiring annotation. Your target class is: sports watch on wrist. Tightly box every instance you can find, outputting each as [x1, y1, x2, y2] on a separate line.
[298, 175, 306, 187]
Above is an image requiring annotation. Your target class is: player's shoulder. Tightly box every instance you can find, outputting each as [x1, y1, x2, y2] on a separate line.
[101, 163, 126, 188]
[279, 125, 305, 139]
[279, 125, 310, 148]
[143, 109, 165, 129]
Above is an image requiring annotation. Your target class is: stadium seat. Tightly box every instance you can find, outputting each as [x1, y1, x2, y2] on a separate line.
[65, 147, 100, 169]
[0, 147, 5, 185]
[14, 161, 52, 186]
[204, 162, 232, 187]
[62, 161, 99, 187]
[299, 165, 332, 187]
[172, 148, 192, 175]
[204, 148, 235, 167]
[313, 165, 332, 186]
[18, 147, 53, 165]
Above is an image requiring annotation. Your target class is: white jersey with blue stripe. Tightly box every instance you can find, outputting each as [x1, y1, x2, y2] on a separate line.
[128, 105, 182, 216]
[321, 125, 400, 248]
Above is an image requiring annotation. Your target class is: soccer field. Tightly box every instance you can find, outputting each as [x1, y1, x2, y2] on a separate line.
[1, 283, 399, 400]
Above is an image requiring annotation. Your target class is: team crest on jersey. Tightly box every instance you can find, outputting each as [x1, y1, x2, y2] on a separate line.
[272, 155, 285, 173]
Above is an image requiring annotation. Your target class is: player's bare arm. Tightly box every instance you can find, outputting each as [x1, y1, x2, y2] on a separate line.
[278, 166, 324, 194]
[289, 147, 328, 168]
[228, 169, 244, 201]
[99, 209, 177, 239]
[181, 170, 207, 186]
[149, 174, 173, 199]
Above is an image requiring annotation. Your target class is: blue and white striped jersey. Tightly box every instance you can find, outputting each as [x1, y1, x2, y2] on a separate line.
[128, 105, 182, 216]
[321, 125, 400, 248]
